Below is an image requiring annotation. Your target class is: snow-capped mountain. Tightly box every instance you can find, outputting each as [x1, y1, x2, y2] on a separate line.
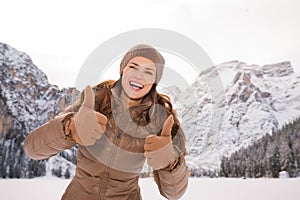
[0, 43, 78, 178]
[180, 60, 300, 172]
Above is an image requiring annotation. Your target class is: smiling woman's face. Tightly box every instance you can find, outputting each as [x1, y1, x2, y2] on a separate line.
[121, 56, 156, 100]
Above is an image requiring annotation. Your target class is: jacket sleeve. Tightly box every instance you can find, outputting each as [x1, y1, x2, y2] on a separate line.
[154, 155, 188, 200]
[24, 113, 76, 160]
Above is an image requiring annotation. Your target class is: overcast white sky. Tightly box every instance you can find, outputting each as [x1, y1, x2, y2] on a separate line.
[1, 0, 299, 88]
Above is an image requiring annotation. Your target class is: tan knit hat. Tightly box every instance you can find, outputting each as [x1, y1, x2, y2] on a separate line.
[120, 44, 165, 83]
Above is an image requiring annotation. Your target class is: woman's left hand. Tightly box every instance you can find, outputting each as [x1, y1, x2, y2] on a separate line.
[144, 115, 178, 170]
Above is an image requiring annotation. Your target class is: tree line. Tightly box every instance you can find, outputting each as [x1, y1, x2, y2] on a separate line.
[220, 117, 300, 178]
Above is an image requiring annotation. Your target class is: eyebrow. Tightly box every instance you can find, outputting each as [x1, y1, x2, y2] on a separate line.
[129, 61, 139, 66]
[128, 62, 155, 72]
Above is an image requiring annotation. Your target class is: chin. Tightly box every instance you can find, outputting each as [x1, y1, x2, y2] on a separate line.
[128, 93, 144, 100]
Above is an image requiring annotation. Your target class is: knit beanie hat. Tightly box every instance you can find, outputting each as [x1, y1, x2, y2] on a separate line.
[120, 44, 165, 83]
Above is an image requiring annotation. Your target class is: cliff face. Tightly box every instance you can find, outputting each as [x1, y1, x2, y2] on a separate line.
[0, 43, 78, 178]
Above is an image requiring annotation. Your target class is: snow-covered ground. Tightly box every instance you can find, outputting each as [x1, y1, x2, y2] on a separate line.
[0, 177, 299, 200]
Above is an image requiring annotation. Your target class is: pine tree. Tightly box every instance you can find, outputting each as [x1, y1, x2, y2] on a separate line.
[270, 146, 281, 178]
[57, 166, 62, 178]
[65, 168, 71, 179]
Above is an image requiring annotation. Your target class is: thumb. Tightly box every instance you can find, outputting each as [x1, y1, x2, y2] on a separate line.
[82, 85, 95, 109]
[161, 115, 174, 136]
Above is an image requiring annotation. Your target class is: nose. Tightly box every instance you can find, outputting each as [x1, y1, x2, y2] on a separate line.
[134, 69, 144, 80]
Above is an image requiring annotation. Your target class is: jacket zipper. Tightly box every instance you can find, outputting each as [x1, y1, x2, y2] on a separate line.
[99, 130, 122, 199]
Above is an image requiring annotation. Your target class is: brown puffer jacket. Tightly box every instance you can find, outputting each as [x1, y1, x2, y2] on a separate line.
[24, 81, 188, 200]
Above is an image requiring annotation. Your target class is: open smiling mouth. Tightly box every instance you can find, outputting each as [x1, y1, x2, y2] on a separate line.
[129, 81, 144, 90]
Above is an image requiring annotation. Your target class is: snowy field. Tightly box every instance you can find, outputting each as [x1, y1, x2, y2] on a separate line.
[0, 177, 299, 200]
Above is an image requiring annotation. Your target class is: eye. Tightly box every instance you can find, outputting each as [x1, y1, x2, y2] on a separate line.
[129, 65, 136, 69]
[145, 71, 154, 76]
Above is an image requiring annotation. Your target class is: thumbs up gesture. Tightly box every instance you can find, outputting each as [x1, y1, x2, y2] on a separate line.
[69, 85, 107, 146]
[144, 115, 179, 170]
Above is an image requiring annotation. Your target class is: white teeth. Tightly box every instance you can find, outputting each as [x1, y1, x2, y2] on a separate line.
[130, 81, 144, 89]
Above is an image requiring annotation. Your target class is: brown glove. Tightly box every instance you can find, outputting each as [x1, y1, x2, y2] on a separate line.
[144, 115, 178, 170]
[68, 85, 107, 146]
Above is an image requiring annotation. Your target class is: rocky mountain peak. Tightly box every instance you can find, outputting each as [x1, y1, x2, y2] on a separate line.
[0, 43, 78, 178]
[262, 61, 293, 77]
[181, 60, 300, 172]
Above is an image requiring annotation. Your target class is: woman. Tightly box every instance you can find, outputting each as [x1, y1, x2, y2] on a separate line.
[24, 44, 188, 200]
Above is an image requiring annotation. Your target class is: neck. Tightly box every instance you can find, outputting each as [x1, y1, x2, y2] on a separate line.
[120, 90, 142, 108]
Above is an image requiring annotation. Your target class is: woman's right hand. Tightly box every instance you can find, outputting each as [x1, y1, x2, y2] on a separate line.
[69, 85, 107, 146]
